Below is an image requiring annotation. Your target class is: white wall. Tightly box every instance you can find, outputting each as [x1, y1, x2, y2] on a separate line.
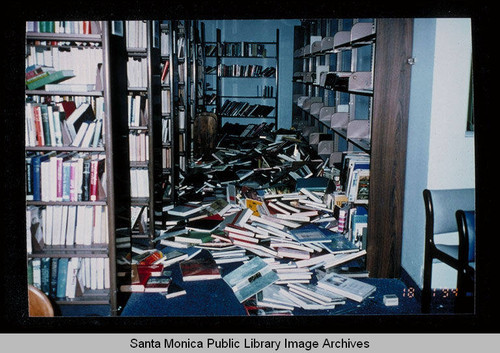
[402, 18, 474, 289]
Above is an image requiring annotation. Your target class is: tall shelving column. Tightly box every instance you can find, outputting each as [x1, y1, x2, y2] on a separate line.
[124, 20, 162, 246]
[25, 20, 129, 316]
[159, 21, 178, 213]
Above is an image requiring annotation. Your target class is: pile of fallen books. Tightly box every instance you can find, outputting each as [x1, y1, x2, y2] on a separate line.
[122, 123, 373, 311]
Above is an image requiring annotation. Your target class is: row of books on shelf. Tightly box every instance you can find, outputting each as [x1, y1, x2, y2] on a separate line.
[160, 29, 171, 57]
[161, 90, 172, 114]
[127, 57, 148, 88]
[125, 21, 148, 50]
[220, 100, 274, 118]
[205, 42, 269, 57]
[28, 257, 110, 301]
[26, 152, 106, 202]
[27, 204, 108, 252]
[217, 64, 276, 78]
[26, 21, 102, 35]
[129, 131, 150, 163]
[162, 147, 172, 169]
[25, 45, 103, 90]
[25, 100, 104, 148]
[128, 94, 149, 127]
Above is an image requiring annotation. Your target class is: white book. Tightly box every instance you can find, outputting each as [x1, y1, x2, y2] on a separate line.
[94, 206, 103, 244]
[250, 214, 285, 230]
[79, 121, 96, 148]
[90, 257, 98, 290]
[322, 249, 367, 269]
[45, 206, 53, 245]
[299, 187, 324, 204]
[83, 206, 94, 246]
[96, 258, 105, 290]
[104, 258, 110, 289]
[74, 206, 86, 245]
[71, 121, 90, 147]
[317, 272, 376, 302]
[66, 258, 80, 298]
[65, 206, 77, 246]
[295, 253, 336, 268]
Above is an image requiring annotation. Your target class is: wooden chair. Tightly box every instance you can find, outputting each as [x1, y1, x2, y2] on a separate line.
[422, 188, 475, 313]
[28, 285, 54, 317]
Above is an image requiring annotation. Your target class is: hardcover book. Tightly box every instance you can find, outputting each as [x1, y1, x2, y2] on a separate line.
[144, 275, 172, 293]
[288, 223, 334, 243]
[223, 256, 279, 303]
[179, 256, 221, 281]
[163, 282, 187, 299]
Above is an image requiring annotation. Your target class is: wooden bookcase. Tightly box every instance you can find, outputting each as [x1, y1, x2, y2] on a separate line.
[25, 20, 130, 316]
[292, 18, 413, 278]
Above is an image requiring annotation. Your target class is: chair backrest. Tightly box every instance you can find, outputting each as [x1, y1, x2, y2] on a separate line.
[423, 188, 475, 235]
[456, 210, 476, 262]
[28, 285, 54, 317]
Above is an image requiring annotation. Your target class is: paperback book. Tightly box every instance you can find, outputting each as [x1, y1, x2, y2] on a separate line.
[317, 272, 376, 302]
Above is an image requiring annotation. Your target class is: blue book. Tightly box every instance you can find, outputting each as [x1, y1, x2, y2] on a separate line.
[288, 223, 333, 243]
[62, 160, 71, 201]
[49, 258, 59, 298]
[320, 232, 359, 254]
[31, 152, 56, 201]
[295, 177, 333, 192]
[56, 258, 69, 299]
[40, 257, 51, 295]
[223, 257, 279, 303]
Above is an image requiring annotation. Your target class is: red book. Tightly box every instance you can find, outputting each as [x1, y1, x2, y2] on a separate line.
[138, 250, 164, 266]
[144, 276, 172, 293]
[119, 271, 151, 293]
[57, 101, 77, 118]
[137, 263, 164, 276]
[161, 60, 170, 82]
[180, 257, 221, 281]
[90, 156, 105, 201]
[32, 105, 45, 146]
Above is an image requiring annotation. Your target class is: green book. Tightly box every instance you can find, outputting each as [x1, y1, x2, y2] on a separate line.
[174, 231, 213, 244]
[26, 70, 75, 90]
[56, 258, 69, 299]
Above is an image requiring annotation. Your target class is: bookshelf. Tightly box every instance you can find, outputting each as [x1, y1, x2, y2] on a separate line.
[25, 21, 130, 315]
[204, 28, 280, 129]
[125, 21, 162, 245]
[292, 19, 413, 278]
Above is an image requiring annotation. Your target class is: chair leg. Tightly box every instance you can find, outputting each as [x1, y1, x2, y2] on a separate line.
[421, 249, 433, 313]
[455, 269, 474, 313]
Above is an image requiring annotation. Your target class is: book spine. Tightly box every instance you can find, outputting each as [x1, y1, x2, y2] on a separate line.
[81, 159, 91, 201]
[49, 258, 59, 298]
[56, 156, 63, 201]
[40, 257, 51, 295]
[62, 161, 71, 201]
[33, 106, 45, 146]
[32, 156, 42, 201]
[56, 258, 69, 299]
[40, 105, 51, 147]
[69, 161, 77, 201]
[90, 159, 98, 201]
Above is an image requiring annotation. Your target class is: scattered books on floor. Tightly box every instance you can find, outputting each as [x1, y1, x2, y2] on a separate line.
[120, 122, 374, 314]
